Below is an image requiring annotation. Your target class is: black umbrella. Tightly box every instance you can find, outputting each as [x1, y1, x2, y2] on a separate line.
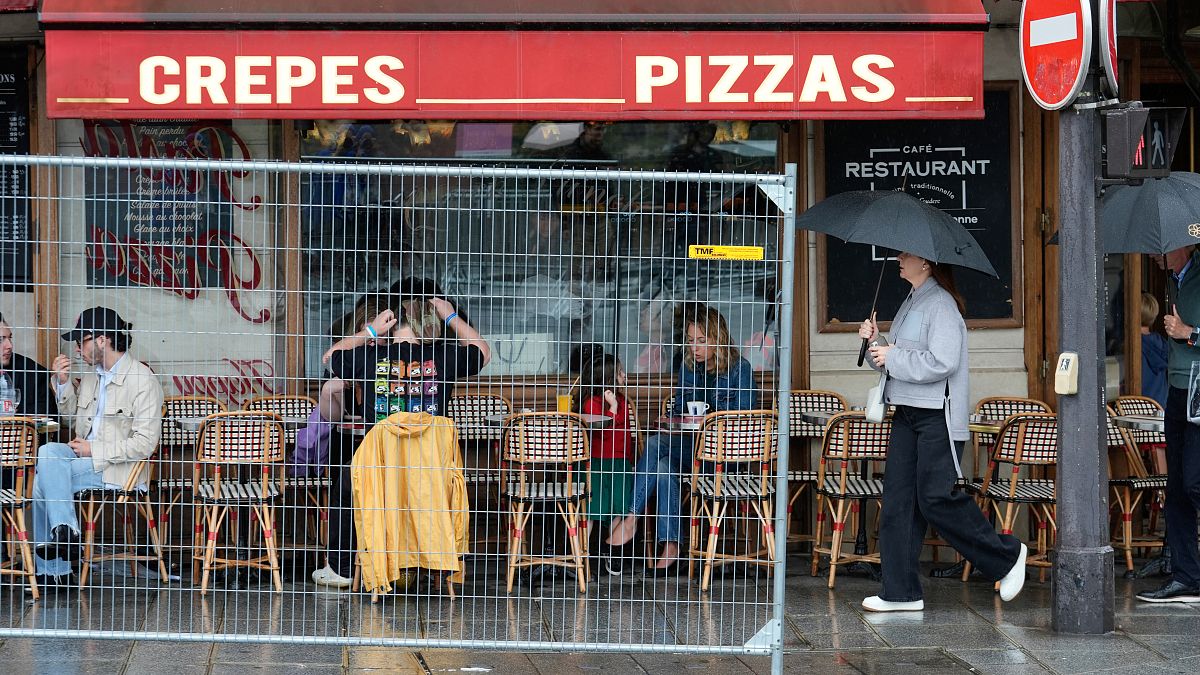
[796, 189, 997, 365]
[1098, 171, 1200, 254]
[1098, 172, 1200, 311]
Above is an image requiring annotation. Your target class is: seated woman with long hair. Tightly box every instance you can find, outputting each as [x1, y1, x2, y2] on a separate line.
[607, 304, 757, 571]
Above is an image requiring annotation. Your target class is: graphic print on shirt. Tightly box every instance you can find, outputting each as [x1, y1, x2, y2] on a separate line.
[373, 357, 440, 422]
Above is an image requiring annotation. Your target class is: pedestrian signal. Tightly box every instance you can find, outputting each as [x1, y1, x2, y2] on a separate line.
[1103, 105, 1185, 179]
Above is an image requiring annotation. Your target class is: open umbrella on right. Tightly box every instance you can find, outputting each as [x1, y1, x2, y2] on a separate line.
[1099, 172, 1200, 255]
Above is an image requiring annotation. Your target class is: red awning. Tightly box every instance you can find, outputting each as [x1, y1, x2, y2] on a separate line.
[0, 0, 35, 12]
[40, 0, 988, 28]
[43, 0, 988, 120]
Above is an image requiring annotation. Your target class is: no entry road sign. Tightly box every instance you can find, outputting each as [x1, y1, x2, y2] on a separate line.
[1020, 0, 1093, 110]
[1100, 0, 1118, 96]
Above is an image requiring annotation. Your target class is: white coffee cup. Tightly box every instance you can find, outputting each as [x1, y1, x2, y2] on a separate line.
[686, 401, 710, 417]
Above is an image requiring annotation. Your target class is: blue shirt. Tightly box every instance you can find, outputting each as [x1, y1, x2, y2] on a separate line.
[673, 357, 758, 415]
[1141, 332, 1169, 407]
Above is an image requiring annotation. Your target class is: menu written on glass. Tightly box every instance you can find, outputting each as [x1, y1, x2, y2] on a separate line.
[0, 49, 30, 292]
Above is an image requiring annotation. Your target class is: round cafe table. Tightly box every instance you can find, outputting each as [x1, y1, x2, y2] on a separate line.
[653, 416, 704, 433]
[1113, 414, 1165, 434]
[30, 417, 60, 435]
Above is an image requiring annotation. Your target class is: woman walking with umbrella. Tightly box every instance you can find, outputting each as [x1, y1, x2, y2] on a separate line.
[796, 188, 1030, 611]
[856, 252, 1026, 611]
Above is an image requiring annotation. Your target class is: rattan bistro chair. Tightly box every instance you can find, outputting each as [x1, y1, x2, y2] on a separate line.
[963, 412, 1058, 582]
[501, 412, 591, 594]
[786, 390, 846, 545]
[812, 411, 891, 588]
[244, 395, 323, 555]
[1114, 395, 1167, 483]
[447, 393, 512, 551]
[970, 397, 1052, 481]
[77, 457, 171, 588]
[686, 410, 779, 591]
[446, 393, 511, 487]
[156, 395, 227, 546]
[0, 418, 40, 599]
[1107, 405, 1167, 573]
[243, 395, 317, 445]
[660, 394, 678, 420]
[192, 412, 286, 595]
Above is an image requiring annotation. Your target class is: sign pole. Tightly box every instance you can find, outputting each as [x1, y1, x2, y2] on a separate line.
[1052, 0, 1116, 634]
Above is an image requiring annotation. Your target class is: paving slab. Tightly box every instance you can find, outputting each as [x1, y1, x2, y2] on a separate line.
[872, 623, 1015, 650]
[526, 651, 644, 673]
[947, 648, 1034, 666]
[1031, 647, 1168, 675]
[996, 626, 1148, 654]
[126, 639, 213, 667]
[1124, 635, 1200, 660]
[633, 652, 758, 674]
[0, 637, 133, 663]
[835, 647, 974, 674]
[798, 631, 889, 649]
[346, 648, 426, 672]
[977, 665, 1054, 675]
[1113, 614, 1200, 636]
[210, 664, 346, 675]
[420, 649, 540, 673]
[212, 641, 345, 666]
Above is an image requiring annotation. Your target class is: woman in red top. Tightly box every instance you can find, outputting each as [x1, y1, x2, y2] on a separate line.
[579, 352, 635, 576]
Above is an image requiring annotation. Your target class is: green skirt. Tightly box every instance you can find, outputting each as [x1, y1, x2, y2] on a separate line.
[588, 458, 633, 524]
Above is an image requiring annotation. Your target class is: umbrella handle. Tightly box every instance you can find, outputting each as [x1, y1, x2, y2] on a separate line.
[857, 338, 869, 367]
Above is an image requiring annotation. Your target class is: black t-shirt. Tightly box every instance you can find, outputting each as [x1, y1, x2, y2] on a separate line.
[330, 340, 484, 425]
[2, 352, 58, 418]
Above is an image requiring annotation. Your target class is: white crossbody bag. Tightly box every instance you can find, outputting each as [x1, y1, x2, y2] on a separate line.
[864, 372, 887, 423]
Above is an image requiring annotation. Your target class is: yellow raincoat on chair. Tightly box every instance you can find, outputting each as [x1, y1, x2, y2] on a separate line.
[351, 412, 469, 593]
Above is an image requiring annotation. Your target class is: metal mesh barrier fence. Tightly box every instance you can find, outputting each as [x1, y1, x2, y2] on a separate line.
[0, 154, 795, 659]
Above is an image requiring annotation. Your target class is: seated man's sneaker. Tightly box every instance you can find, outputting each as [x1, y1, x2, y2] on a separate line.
[999, 543, 1028, 602]
[311, 565, 351, 589]
[35, 525, 81, 563]
[862, 595, 924, 612]
[1136, 580, 1200, 604]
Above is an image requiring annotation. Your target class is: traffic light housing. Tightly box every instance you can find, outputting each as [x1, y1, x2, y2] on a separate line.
[1103, 106, 1186, 179]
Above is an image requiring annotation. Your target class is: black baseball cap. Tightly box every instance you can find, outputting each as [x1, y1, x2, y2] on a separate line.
[61, 306, 131, 343]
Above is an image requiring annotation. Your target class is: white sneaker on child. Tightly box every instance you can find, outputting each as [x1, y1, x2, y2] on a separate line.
[312, 565, 351, 589]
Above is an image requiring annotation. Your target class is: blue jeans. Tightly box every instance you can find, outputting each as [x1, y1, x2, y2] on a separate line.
[629, 434, 693, 543]
[31, 443, 105, 575]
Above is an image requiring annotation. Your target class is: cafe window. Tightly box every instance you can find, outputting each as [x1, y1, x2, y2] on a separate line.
[299, 120, 780, 378]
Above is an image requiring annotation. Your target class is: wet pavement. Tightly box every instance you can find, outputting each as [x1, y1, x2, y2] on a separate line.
[0, 559, 1196, 675]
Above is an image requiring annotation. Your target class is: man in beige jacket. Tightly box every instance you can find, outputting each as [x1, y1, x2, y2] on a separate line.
[32, 307, 163, 589]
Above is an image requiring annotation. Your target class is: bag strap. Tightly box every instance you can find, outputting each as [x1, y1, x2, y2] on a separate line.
[943, 381, 963, 479]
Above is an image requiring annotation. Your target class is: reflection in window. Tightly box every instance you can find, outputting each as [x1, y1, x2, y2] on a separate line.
[299, 120, 780, 377]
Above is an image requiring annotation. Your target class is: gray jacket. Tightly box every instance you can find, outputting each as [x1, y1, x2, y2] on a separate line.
[870, 279, 969, 441]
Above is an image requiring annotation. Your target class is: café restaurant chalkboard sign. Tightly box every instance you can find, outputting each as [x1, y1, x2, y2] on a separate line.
[0, 49, 31, 292]
[821, 87, 1016, 326]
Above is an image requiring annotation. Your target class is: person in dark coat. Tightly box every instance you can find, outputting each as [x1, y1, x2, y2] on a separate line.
[0, 311, 58, 418]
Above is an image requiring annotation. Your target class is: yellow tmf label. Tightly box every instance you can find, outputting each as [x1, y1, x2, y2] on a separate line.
[687, 245, 764, 260]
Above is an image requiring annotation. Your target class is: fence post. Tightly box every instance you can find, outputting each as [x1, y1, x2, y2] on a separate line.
[771, 163, 799, 674]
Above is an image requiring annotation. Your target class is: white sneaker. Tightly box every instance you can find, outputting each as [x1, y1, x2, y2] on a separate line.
[311, 565, 351, 589]
[999, 543, 1028, 602]
[862, 595, 924, 612]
